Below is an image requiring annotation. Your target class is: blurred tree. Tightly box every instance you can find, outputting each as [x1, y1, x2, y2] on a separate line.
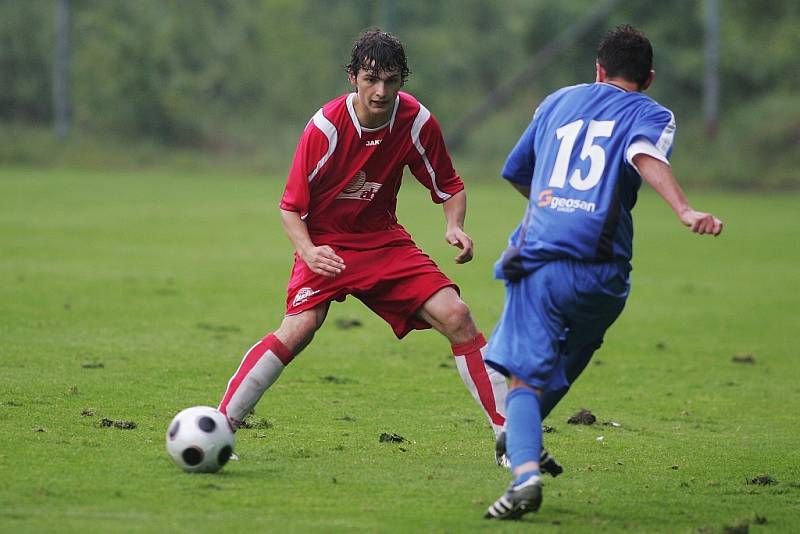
[0, 0, 53, 123]
[0, 0, 796, 186]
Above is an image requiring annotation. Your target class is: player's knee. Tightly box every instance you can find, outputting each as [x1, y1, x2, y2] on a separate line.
[276, 311, 324, 355]
[441, 299, 474, 333]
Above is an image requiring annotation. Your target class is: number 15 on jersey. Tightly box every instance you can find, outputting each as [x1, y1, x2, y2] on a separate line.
[548, 119, 616, 191]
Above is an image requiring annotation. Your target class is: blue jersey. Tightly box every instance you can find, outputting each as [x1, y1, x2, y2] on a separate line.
[496, 82, 675, 280]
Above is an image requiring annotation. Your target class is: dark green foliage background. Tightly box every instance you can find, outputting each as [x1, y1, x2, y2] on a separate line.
[1, 0, 798, 187]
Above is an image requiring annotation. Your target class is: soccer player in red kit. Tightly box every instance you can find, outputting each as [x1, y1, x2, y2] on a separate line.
[217, 29, 508, 464]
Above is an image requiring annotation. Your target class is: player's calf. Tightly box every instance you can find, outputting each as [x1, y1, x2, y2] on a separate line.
[452, 333, 508, 437]
[218, 333, 295, 429]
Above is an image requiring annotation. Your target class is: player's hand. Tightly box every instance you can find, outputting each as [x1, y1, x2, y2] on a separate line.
[679, 209, 723, 236]
[445, 227, 474, 264]
[301, 245, 346, 278]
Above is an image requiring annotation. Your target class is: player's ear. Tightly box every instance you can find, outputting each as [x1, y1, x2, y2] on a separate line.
[595, 61, 606, 82]
[348, 71, 358, 89]
[641, 69, 655, 91]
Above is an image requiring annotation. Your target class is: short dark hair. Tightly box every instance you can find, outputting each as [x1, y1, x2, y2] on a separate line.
[596, 25, 653, 88]
[345, 28, 411, 82]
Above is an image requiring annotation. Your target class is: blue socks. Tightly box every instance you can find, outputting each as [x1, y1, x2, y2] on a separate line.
[505, 387, 542, 485]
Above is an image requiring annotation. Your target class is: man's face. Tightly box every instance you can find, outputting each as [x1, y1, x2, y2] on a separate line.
[349, 66, 403, 125]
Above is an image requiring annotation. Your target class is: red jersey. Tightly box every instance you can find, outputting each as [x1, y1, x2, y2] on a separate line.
[280, 91, 464, 250]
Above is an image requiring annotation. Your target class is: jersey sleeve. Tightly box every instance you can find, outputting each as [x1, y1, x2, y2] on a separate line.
[407, 110, 464, 204]
[280, 116, 332, 218]
[501, 108, 539, 186]
[625, 103, 676, 168]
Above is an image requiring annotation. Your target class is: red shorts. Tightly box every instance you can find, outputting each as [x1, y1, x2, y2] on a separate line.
[285, 244, 458, 338]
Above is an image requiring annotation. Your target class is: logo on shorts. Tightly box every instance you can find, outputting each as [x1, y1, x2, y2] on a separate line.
[292, 287, 321, 307]
[537, 188, 595, 213]
[336, 170, 382, 201]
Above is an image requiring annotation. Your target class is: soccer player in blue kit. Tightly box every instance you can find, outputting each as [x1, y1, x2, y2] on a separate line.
[483, 25, 723, 520]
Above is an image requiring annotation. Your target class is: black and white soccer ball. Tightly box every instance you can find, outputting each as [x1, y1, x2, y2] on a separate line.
[166, 406, 235, 473]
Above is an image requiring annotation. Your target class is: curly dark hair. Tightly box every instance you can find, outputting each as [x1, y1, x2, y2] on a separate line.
[345, 28, 411, 82]
[596, 25, 653, 89]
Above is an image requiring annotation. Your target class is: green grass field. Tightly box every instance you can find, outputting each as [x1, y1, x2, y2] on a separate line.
[1, 167, 798, 533]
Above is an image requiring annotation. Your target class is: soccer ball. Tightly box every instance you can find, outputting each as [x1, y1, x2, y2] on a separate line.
[166, 406, 235, 473]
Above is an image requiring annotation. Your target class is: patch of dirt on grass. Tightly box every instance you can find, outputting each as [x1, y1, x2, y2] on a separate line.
[321, 375, 355, 384]
[439, 355, 456, 369]
[114, 420, 137, 429]
[98, 418, 137, 429]
[722, 522, 749, 534]
[719, 515, 767, 534]
[732, 354, 755, 364]
[81, 362, 104, 369]
[80, 408, 96, 416]
[155, 288, 178, 296]
[379, 432, 406, 443]
[239, 417, 273, 430]
[567, 409, 596, 425]
[748, 474, 777, 485]
[334, 318, 362, 329]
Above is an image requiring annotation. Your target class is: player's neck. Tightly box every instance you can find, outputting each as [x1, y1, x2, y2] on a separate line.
[353, 99, 394, 129]
[600, 77, 639, 92]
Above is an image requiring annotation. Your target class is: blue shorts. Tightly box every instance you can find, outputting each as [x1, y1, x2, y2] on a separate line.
[485, 259, 630, 390]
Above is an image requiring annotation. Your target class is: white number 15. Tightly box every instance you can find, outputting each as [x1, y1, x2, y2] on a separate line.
[548, 119, 615, 191]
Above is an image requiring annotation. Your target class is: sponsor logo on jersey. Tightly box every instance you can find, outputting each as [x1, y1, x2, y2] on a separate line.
[537, 189, 554, 207]
[336, 170, 383, 201]
[537, 188, 596, 213]
[365, 139, 382, 146]
[292, 287, 321, 307]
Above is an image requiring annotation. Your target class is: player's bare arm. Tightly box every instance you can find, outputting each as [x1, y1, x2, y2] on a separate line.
[634, 154, 723, 236]
[442, 189, 474, 264]
[280, 208, 346, 277]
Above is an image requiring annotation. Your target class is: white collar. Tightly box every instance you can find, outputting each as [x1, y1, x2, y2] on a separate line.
[346, 93, 400, 137]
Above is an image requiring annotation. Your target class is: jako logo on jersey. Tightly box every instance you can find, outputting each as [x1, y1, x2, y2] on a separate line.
[337, 170, 383, 201]
[365, 139, 381, 146]
[293, 287, 321, 307]
[537, 188, 596, 213]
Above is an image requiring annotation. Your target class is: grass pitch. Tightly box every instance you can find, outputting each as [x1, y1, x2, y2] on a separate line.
[1, 167, 798, 533]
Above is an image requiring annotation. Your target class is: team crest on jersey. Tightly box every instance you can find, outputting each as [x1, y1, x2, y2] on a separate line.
[292, 287, 321, 307]
[336, 170, 383, 201]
